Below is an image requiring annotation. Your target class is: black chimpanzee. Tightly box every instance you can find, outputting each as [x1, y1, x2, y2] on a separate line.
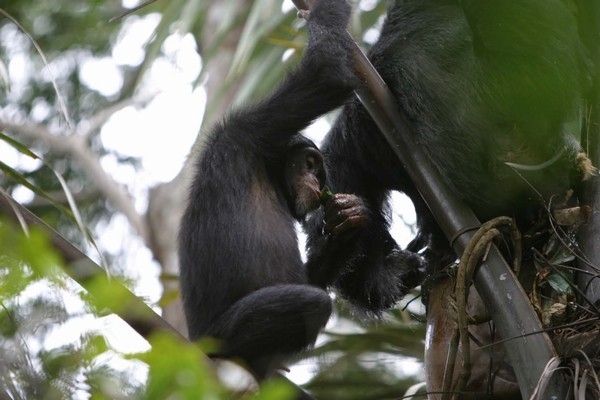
[178, 0, 372, 380]
[305, 0, 592, 311]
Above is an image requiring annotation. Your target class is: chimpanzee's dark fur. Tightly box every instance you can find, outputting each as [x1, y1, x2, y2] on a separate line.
[305, 0, 589, 311]
[178, 0, 364, 379]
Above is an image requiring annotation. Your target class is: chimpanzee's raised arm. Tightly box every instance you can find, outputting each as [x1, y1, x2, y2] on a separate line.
[217, 0, 359, 156]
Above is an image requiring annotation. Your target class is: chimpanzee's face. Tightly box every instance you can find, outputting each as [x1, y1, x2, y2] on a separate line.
[284, 146, 327, 219]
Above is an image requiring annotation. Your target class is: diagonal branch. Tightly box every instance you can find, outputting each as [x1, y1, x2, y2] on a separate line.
[0, 118, 150, 245]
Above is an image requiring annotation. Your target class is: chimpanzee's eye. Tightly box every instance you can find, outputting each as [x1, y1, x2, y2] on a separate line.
[306, 156, 316, 170]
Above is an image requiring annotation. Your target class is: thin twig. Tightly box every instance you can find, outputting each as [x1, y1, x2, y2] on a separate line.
[0, 8, 73, 129]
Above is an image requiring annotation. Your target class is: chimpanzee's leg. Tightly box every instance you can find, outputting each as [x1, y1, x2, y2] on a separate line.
[208, 284, 332, 378]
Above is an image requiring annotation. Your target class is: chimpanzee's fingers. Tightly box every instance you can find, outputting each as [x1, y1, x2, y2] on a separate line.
[328, 214, 370, 237]
[322, 193, 370, 237]
[297, 9, 310, 19]
[329, 193, 357, 207]
[324, 205, 364, 227]
[324, 205, 370, 235]
[323, 194, 361, 220]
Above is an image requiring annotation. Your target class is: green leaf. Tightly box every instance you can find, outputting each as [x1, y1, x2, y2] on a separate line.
[546, 271, 574, 295]
[141, 332, 227, 399]
[247, 379, 298, 400]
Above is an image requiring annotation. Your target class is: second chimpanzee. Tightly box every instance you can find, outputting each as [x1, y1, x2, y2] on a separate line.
[178, 0, 376, 380]
[306, 0, 593, 312]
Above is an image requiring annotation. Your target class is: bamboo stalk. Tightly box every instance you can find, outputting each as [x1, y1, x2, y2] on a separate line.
[575, 0, 600, 308]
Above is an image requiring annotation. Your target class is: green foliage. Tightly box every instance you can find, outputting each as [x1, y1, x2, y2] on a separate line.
[0, 222, 136, 399]
[139, 331, 303, 400]
[0, 221, 61, 296]
[250, 379, 298, 400]
[140, 332, 225, 399]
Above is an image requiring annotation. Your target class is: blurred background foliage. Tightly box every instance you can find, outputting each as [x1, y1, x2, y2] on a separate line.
[0, 0, 426, 399]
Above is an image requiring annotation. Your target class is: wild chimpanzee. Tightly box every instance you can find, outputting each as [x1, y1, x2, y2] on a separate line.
[178, 0, 372, 380]
[305, 0, 592, 311]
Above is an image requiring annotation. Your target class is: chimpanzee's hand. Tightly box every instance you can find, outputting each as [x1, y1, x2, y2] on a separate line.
[300, 0, 351, 29]
[301, 0, 358, 91]
[323, 194, 370, 240]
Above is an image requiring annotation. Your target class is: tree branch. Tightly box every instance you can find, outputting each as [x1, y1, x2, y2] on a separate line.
[0, 118, 150, 244]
